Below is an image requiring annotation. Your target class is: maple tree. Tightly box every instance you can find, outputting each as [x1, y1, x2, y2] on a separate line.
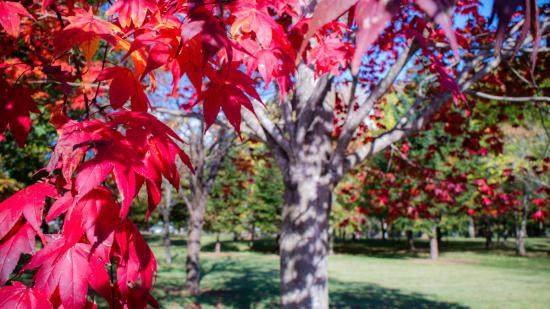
[0, 0, 547, 308]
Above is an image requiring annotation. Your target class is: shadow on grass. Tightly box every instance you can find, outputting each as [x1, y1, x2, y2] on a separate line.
[155, 258, 467, 309]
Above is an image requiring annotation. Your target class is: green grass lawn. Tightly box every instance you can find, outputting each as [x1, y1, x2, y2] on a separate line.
[146, 235, 550, 309]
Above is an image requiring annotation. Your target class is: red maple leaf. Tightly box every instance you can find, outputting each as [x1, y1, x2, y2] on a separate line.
[54, 9, 120, 62]
[0, 1, 33, 38]
[23, 238, 111, 308]
[231, 2, 281, 47]
[0, 81, 39, 147]
[48, 188, 120, 260]
[0, 222, 36, 285]
[183, 7, 233, 65]
[106, 0, 158, 28]
[0, 282, 52, 308]
[301, 0, 459, 73]
[0, 182, 58, 244]
[46, 119, 115, 184]
[114, 220, 157, 306]
[96, 66, 150, 111]
[201, 63, 261, 134]
[108, 111, 192, 214]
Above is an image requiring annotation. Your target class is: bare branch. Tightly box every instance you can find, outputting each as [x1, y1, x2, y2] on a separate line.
[204, 133, 235, 194]
[248, 100, 292, 155]
[466, 91, 550, 103]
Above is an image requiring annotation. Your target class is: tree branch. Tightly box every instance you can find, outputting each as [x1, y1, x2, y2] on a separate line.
[466, 91, 550, 103]
[329, 40, 418, 173]
[247, 100, 292, 155]
[340, 54, 503, 178]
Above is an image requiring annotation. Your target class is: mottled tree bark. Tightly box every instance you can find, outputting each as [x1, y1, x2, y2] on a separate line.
[280, 177, 332, 308]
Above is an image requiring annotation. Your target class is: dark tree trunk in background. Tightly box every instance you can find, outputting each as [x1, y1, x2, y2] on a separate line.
[179, 125, 233, 296]
[186, 192, 206, 296]
[215, 233, 221, 254]
[249, 219, 256, 249]
[406, 230, 416, 252]
[485, 219, 493, 250]
[516, 204, 528, 256]
[430, 226, 439, 260]
[468, 217, 476, 238]
[436, 226, 442, 249]
[367, 221, 372, 239]
[162, 182, 172, 267]
[328, 228, 335, 255]
[381, 220, 386, 241]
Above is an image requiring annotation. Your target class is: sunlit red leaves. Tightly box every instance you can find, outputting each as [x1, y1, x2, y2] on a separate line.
[301, 0, 460, 74]
[231, 1, 282, 47]
[307, 33, 353, 75]
[0, 222, 36, 285]
[96, 66, 150, 111]
[0, 81, 39, 147]
[23, 238, 110, 308]
[183, 7, 233, 64]
[0, 282, 52, 308]
[491, 0, 541, 67]
[47, 111, 191, 217]
[106, 0, 158, 28]
[126, 29, 181, 79]
[114, 220, 157, 306]
[170, 37, 204, 93]
[0, 1, 32, 38]
[0, 183, 58, 243]
[201, 64, 261, 134]
[54, 9, 120, 62]
[47, 188, 119, 259]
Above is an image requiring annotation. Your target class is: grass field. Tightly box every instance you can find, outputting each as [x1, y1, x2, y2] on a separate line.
[146, 235, 550, 309]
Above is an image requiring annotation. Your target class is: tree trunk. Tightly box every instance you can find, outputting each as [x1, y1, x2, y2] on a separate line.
[328, 227, 334, 255]
[436, 226, 442, 250]
[367, 221, 372, 239]
[249, 219, 256, 249]
[162, 184, 172, 267]
[215, 233, 221, 254]
[485, 219, 493, 250]
[406, 229, 416, 252]
[430, 226, 439, 260]
[186, 193, 205, 296]
[468, 217, 476, 238]
[516, 204, 528, 256]
[280, 178, 332, 308]
[381, 219, 386, 241]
